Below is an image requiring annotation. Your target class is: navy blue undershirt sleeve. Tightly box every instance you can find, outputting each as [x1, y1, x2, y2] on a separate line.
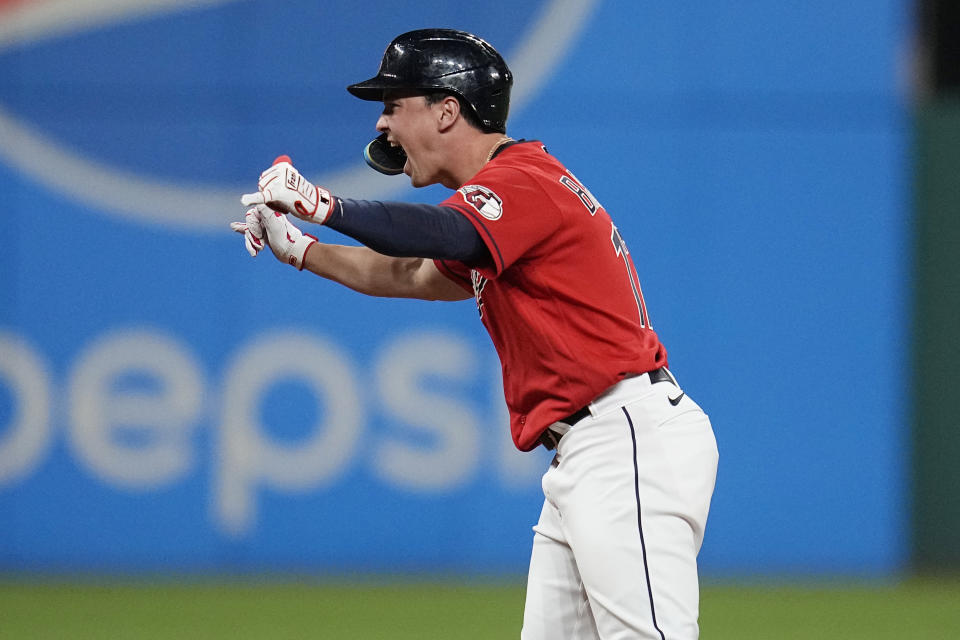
[324, 198, 490, 266]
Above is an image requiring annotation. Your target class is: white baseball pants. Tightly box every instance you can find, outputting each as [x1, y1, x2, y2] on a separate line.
[521, 372, 718, 640]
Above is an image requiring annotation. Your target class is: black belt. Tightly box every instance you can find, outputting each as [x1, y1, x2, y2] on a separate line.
[538, 368, 675, 450]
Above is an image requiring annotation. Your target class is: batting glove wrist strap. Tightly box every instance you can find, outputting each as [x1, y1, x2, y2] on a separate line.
[230, 205, 317, 270]
[288, 234, 317, 271]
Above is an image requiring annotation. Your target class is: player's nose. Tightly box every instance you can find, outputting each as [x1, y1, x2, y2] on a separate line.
[376, 115, 388, 133]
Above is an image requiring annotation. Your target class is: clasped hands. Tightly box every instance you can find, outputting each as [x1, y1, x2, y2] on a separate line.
[230, 156, 334, 270]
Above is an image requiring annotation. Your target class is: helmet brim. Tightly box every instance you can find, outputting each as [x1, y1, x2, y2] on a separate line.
[347, 76, 425, 101]
[346, 77, 386, 101]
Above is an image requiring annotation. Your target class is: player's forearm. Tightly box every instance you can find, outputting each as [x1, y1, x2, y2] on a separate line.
[302, 243, 441, 300]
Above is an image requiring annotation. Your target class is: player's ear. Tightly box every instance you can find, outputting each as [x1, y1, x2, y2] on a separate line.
[436, 95, 461, 132]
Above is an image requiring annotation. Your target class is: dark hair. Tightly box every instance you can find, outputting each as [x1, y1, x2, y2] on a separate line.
[424, 91, 485, 131]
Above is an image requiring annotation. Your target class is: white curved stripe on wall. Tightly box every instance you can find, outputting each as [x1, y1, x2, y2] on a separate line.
[0, 0, 600, 232]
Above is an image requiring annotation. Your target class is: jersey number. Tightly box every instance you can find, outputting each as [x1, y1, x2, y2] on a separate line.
[561, 173, 650, 328]
[611, 224, 650, 328]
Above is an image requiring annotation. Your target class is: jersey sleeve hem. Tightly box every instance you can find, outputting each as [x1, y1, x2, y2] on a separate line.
[444, 202, 506, 275]
[433, 258, 474, 293]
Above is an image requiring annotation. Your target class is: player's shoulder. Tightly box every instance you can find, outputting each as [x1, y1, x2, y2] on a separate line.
[456, 140, 594, 218]
[494, 139, 560, 166]
[475, 139, 570, 186]
[446, 140, 569, 225]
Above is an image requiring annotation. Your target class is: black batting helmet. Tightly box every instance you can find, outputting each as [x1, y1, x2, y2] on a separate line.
[347, 29, 513, 133]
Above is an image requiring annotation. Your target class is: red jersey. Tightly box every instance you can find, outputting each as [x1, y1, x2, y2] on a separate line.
[434, 141, 667, 451]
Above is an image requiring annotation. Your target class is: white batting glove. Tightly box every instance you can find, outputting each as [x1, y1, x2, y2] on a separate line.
[230, 205, 317, 270]
[229, 206, 266, 256]
[240, 155, 335, 225]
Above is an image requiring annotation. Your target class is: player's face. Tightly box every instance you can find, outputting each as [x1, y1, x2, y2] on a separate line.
[376, 93, 444, 188]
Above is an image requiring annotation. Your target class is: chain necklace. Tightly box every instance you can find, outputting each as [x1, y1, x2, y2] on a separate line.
[485, 136, 515, 163]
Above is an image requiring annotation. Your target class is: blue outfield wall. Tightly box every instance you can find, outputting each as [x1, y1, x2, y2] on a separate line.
[0, 0, 911, 576]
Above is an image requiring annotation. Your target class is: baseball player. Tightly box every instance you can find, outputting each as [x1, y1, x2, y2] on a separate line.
[231, 29, 718, 639]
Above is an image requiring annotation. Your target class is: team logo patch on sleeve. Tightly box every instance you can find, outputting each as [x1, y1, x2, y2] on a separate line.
[458, 185, 503, 220]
